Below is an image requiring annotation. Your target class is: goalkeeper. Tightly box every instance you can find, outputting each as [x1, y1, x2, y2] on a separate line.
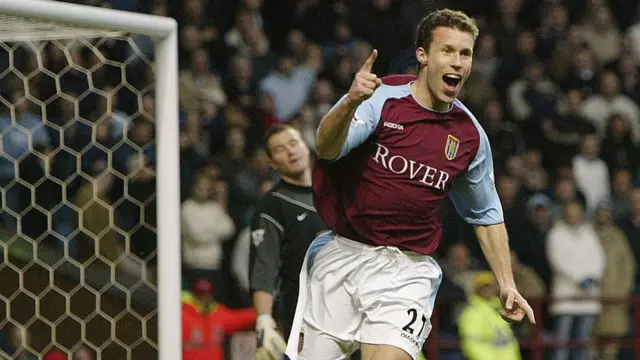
[249, 125, 328, 359]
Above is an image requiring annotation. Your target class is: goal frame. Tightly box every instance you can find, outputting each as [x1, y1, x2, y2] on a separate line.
[0, 0, 181, 358]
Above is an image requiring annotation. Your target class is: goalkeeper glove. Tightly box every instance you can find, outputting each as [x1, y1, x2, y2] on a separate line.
[254, 347, 275, 360]
[256, 314, 286, 359]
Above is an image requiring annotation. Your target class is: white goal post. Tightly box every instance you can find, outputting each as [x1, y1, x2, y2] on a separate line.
[0, 0, 181, 359]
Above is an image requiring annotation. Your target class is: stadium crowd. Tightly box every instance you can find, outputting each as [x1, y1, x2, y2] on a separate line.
[0, 0, 639, 359]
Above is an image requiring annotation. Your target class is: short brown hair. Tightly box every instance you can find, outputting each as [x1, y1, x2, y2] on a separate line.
[264, 124, 299, 156]
[415, 9, 479, 51]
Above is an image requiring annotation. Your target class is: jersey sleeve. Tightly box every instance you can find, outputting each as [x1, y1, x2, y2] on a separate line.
[449, 129, 504, 225]
[249, 193, 284, 294]
[322, 86, 392, 160]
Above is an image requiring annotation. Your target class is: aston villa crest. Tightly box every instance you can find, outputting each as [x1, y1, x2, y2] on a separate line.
[445, 134, 460, 160]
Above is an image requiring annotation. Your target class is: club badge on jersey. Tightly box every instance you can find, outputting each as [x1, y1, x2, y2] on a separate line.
[445, 134, 460, 160]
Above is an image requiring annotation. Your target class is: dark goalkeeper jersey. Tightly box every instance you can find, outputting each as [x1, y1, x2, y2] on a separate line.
[249, 180, 327, 334]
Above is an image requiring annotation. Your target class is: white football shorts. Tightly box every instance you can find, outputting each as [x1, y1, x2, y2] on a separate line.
[285, 232, 442, 360]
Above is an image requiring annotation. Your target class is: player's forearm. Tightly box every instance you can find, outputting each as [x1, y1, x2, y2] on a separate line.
[474, 223, 516, 289]
[315, 96, 359, 160]
[252, 290, 275, 315]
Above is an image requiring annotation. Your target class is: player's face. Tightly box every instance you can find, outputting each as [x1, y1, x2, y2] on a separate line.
[267, 129, 310, 177]
[418, 27, 474, 107]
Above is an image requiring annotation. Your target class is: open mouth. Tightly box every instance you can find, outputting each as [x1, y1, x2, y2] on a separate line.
[442, 74, 462, 91]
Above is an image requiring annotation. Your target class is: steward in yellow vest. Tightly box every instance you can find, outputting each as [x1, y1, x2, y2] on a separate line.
[458, 272, 522, 360]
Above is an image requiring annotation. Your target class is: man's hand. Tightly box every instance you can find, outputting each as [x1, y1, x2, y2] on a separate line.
[255, 314, 286, 359]
[499, 287, 536, 324]
[347, 49, 382, 105]
[253, 347, 275, 360]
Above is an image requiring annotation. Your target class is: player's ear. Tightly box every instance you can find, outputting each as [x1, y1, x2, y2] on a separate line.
[416, 47, 428, 65]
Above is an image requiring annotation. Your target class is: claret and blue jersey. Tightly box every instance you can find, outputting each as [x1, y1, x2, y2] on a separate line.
[312, 75, 504, 255]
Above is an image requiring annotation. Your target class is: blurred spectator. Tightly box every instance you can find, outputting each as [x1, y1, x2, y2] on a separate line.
[507, 58, 562, 135]
[481, 99, 525, 169]
[572, 134, 611, 214]
[537, 4, 570, 62]
[592, 200, 636, 360]
[495, 29, 539, 98]
[181, 170, 235, 289]
[43, 350, 67, 360]
[288, 104, 319, 151]
[541, 89, 596, 167]
[73, 169, 121, 262]
[613, 52, 640, 104]
[439, 243, 478, 329]
[458, 272, 522, 360]
[580, 71, 640, 140]
[551, 176, 587, 218]
[510, 193, 553, 287]
[616, 187, 640, 291]
[496, 174, 525, 227]
[72, 345, 93, 360]
[100, 85, 130, 139]
[473, 34, 502, 81]
[576, 5, 621, 65]
[3, 326, 37, 360]
[521, 149, 549, 194]
[179, 48, 227, 113]
[628, 19, 640, 61]
[0, 90, 51, 230]
[511, 251, 547, 339]
[219, 126, 262, 227]
[562, 44, 599, 95]
[225, 55, 258, 108]
[182, 278, 256, 360]
[224, 8, 272, 73]
[600, 113, 639, 173]
[310, 78, 337, 120]
[610, 169, 634, 220]
[322, 19, 358, 62]
[259, 51, 318, 121]
[180, 0, 218, 47]
[546, 200, 605, 360]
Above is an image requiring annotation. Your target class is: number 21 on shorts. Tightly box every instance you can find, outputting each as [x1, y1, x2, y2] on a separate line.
[402, 308, 428, 337]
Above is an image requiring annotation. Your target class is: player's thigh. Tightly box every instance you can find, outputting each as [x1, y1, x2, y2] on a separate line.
[298, 324, 357, 360]
[357, 257, 441, 360]
[360, 343, 412, 360]
[304, 238, 362, 342]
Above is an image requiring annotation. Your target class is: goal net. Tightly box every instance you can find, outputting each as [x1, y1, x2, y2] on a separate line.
[0, 1, 180, 359]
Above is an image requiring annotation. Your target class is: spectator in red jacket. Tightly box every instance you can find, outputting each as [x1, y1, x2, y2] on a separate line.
[182, 278, 257, 360]
[43, 350, 67, 360]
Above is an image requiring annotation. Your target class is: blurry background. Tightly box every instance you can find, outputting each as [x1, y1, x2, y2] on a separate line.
[0, 0, 638, 359]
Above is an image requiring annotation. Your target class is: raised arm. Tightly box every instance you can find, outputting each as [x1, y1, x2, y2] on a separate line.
[316, 50, 381, 160]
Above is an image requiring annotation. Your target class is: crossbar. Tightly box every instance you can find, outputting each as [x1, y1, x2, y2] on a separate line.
[0, 0, 176, 38]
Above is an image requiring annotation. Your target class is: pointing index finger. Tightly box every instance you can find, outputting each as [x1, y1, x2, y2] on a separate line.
[360, 49, 378, 73]
[520, 299, 536, 324]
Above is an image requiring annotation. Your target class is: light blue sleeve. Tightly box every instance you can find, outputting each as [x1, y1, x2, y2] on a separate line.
[449, 127, 504, 225]
[319, 85, 405, 160]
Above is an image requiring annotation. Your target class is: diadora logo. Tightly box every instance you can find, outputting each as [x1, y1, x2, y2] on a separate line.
[384, 121, 403, 130]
